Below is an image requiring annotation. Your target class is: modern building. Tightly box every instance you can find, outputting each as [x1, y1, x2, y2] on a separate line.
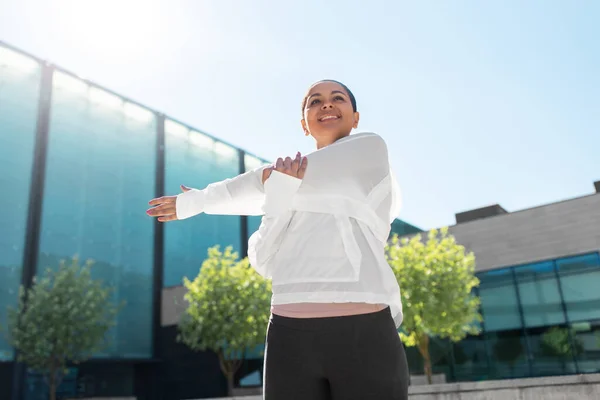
[400, 187, 600, 383]
[0, 41, 423, 400]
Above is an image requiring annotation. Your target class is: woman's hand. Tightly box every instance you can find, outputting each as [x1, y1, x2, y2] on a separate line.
[262, 152, 308, 184]
[146, 185, 191, 222]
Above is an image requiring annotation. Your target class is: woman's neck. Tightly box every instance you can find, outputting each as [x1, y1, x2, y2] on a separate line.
[316, 132, 352, 149]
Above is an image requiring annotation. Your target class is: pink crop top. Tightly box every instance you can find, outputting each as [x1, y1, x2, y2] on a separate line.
[271, 302, 386, 319]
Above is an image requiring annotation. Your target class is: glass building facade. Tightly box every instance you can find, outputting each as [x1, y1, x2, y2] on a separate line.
[0, 45, 40, 363]
[0, 41, 269, 399]
[163, 120, 244, 287]
[38, 70, 158, 358]
[413, 252, 600, 382]
[390, 218, 422, 238]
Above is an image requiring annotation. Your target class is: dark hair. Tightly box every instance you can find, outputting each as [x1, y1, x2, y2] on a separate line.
[301, 80, 357, 118]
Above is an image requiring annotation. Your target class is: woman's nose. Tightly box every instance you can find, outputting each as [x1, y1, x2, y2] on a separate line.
[321, 102, 333, 109]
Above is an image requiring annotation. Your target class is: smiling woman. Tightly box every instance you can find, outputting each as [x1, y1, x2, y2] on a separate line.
[300, 80, 360, 148]
[49, 0, 161, 61]
[147, 79, 409, 400]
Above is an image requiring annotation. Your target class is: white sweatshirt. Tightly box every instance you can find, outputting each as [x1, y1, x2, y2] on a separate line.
[176, 132, 404, 327]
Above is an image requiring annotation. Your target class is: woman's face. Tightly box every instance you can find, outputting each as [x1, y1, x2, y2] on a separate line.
[301, 81, 359, 148]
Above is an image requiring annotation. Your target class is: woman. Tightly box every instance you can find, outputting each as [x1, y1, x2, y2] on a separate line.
[147, 80, 409, 399]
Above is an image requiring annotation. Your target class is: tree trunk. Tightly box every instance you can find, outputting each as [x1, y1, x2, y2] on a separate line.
[417, 335, 433, 384]
[49, 371, 57, 400]
[217, 350, 241, 397]
[226, 370, 235, 397]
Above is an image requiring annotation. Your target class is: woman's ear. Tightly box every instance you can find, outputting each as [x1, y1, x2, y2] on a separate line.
[353, 112, 360, 129]
[301, 119, 310, 136]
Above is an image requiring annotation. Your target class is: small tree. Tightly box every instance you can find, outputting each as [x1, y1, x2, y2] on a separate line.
[386, 227, 482, 384]
[1, 257, 122, 400]
[178, 246, 271, 396]
[541, 326, 584, 359]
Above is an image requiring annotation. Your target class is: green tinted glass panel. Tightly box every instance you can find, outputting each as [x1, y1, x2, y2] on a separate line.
[487, 330, 529, 379]
[478, 268, 522, 332]
[0, 47, 41, 361]
[163, 125, 241, 287]
[556, 253, 600, 322]
[514, 261, 565, 328]
[38, 75, 156, 358]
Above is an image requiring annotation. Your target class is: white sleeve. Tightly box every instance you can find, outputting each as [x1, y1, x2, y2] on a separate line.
[247, 213, 293, 278]
[262, 170, 303, 215]
[389, 168, 402, 222]
[247, 171, 302, 277]
[175, 167, 267, 220]
[321, 132, 391, 178]
[334, 133, 401, 222]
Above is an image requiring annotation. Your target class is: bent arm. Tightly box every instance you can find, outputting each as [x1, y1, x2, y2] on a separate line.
[248, 171, 302, 277]
[325, 132, 402, 223]
[175, 166, 267, 219]
[248, 213, 293, 278]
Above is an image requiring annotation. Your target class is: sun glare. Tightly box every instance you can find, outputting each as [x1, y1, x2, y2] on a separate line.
[50, 0, 161, 61]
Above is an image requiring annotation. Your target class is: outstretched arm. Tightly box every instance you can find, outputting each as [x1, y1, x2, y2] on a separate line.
[147, 166, 268, 222]
[176, 167, 268, 218]
[147, 153, 307, 222]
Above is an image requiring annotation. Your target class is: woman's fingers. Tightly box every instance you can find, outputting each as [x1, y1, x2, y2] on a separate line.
[262, 166, 274, 184]
[275, 158, 284, 170]
[283, 156, 292, 171]
[268, 152, 307, 180]
[158, 215, 178, 222]
[147, 193, 182, 222]
[297, 156, 308, 179]
[148, 195, 175, 207]
[290, 152, 301, 174]
[147, 203, 175, 216]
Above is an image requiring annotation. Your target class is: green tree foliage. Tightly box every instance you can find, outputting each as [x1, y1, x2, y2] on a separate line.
[1, 257, 122, 400]
[386, 227, 482, 384]
[178, 246, 272, 396]
[541, 326, 583, 358]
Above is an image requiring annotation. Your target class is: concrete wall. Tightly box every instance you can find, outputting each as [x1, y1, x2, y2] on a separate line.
[409, 373, 600, 400]
[70, 398, 136, 400]
[197, 373, 600, 400]
[201, 397, 261, 400]
[446, 193, 600, 272]
[161, 285, 188, 326]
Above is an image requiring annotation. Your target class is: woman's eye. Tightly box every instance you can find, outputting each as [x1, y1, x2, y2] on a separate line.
[334, 95, 345, 101]
[310, 99, 321, 106]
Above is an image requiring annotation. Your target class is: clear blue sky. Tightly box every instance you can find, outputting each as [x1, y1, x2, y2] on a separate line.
[1, 0, 598, 229]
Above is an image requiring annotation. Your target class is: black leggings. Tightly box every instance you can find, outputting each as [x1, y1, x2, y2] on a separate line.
[263, 307, 409, 400]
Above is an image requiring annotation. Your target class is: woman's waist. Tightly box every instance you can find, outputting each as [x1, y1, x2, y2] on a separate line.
[271, 302, 386, 319]
[268, 303, 395, 331]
